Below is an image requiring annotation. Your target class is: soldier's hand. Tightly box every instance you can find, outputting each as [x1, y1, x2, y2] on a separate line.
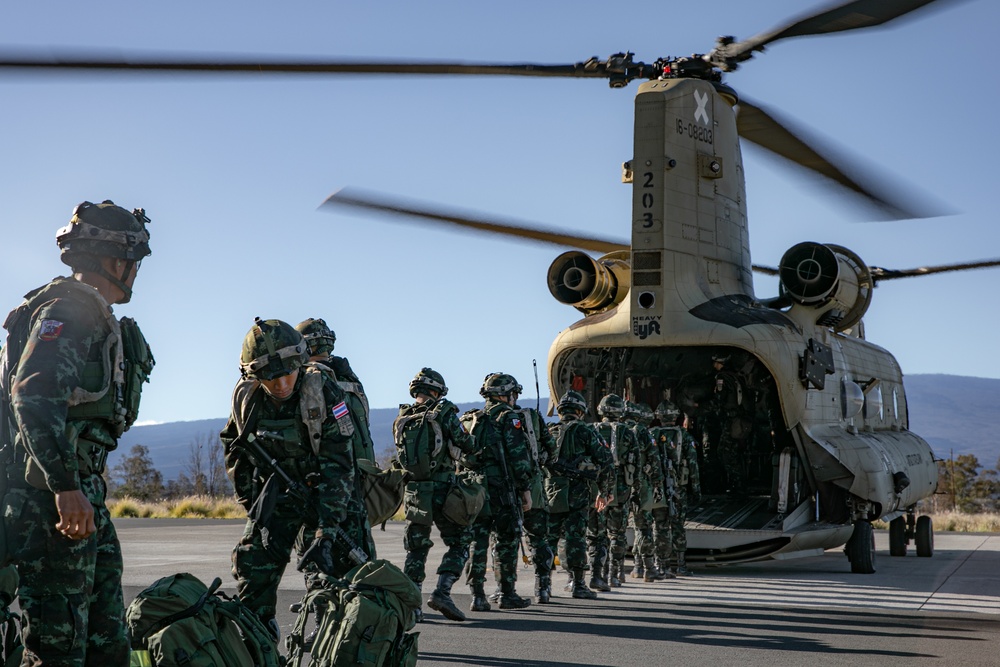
[54, 490, 97, 540]
[521, 490, 532, 513]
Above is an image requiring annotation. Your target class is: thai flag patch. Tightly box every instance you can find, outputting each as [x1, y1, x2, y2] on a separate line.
[331, 401, 349, 419]
[38, 319, 64, 342]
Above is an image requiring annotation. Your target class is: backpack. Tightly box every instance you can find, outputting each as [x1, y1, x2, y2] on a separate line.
[0, 565, 21, 667]
[126, 573, 282, 667]
[286, 560, 420, 667]
[392, 403, 446, 480]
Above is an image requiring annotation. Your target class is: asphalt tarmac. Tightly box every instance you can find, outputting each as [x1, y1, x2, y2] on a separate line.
[114, 519, 1000, 666]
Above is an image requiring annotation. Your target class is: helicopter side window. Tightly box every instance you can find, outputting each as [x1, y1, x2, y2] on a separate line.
[863, 384, 883, 423]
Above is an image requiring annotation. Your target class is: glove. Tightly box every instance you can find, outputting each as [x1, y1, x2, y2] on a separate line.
[652, 487, 664, 504]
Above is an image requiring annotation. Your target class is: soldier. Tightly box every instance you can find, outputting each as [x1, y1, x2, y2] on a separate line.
[509, 385, 558, 603]
[626, 401, 670, 581]
[393, 368, 477, 622]
[462, 373, 534, 611]
[593, 394, 641, 588]
[295, 317, 375, 463]
[220, 318, 372, 638]
[653, 403, 702, 576]
[0, 200, 153, 666]
[710, 354, 751, 496]
[543, 391, 613, 600]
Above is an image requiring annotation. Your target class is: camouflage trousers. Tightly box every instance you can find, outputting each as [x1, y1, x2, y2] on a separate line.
[403, 481, 471, 585]
[606, 504, 630, 561]
[233, 496, 373, 620]
[650, 506, 674, 562]
[3, 471, 128, 667]
[522, 507, 552, 578]
[718, 429, 746, 492]
[585, 506, 608, 565]
[467, 504, 521, 590]
[670, 494, 690, 554]
[631, 509, 655, 558]
[546, 507, 588, 571]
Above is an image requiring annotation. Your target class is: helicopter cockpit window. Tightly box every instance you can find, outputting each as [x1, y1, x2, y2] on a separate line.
[892, 387, 899, 421]
[864, 384, 884, 422]
[841, 378, 864, 421]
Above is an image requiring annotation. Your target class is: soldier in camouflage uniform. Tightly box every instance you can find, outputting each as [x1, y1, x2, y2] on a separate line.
[220, 319, 372, 637]
[463, 373, 534, 611]
[295, 318, 375, 463]
[543, 391, 613, 600]
[0, 200, 153, 666]
[710, 355, 750, 496]
[593, 394, 641, 588]
[653, 402, 702, 576]
[508, 387, 557, 604]
[626, 401, 671, 581]
[394, 368, 477, 622]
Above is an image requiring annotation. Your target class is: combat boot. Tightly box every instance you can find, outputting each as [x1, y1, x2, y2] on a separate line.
[589, 552, 611, 592]
[499, 580, 532, 609]
[562, 570, 575, 592]
[427, 573, 466, 622]
[643, 556, 667, 582]
[655, 556, 677, 579]
[487, 583, 502, 604]
[571, 569, 598, 600]
[675, 551, 694, 576]
[609, 559, 623, 587]
[631, 559, 645, 580]
[534, 575, 551, 604]
[469, 582, 491, 612]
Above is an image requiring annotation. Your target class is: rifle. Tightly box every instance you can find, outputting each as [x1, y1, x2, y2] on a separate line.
[491, 413, 528, 564]
[545, 456, 600, 482]
[230, 400, 369, 575]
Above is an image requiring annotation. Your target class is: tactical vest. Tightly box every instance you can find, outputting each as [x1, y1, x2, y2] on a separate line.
[596, 420, 637, 487]
[0, 278, 153, 471]
[231, 364, 354, 479]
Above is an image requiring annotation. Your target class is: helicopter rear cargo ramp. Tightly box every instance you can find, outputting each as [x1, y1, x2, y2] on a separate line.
[685, 496, 854, 563]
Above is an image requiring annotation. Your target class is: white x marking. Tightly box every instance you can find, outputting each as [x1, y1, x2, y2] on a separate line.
[694, 90, 710, 125]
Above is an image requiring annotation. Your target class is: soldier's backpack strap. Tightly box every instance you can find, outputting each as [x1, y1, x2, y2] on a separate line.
[514, 408, 540, 467]
[298, 364, 328, 456]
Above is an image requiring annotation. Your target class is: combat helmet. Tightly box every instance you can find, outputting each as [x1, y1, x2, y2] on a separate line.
[295, 318, 336, 357]
[636, 402, 655, 426]
[56, 200, 151, 302]
[597, 393, 626, 420]
[655, 400, 681, 423]
[556, 390, 588, 417]
[240, 318, 309, 381]
[624, 400, 641, 422]
[480, 372, 523, 399]
[409, 367, 448, 398]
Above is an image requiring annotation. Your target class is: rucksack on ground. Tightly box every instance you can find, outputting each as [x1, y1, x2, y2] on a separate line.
[126, 572, 282, 667]
[286, 559, 420, 667]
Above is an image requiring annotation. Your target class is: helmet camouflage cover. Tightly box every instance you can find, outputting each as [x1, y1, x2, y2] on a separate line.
[480, 372, 523, 399]
[624, 400, 641, 421]
[409, 367, 448, 398]
[295, 317, 336, 357]
[557, 390, 588, 416]
[637, 402, 654, 425]
[56, 200, 151, 267]
[597, 393, 626, 419]
[655, 400, 681, 422]
[240, 318, 309, 381]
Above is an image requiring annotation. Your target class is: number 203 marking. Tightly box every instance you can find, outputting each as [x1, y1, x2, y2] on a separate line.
[642, 171, 655, 227]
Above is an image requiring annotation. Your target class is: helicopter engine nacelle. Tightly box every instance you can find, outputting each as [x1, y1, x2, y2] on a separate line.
[778, 242, 873, 332]
[547, 250, 631, 315]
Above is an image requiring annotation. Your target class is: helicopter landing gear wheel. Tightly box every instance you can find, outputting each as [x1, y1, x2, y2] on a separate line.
[915, 515, 934, 557]
[846, 520, 876, 574]
[889, 516, 908, 557]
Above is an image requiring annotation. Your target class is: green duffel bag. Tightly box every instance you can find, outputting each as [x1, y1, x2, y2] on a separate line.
[357, 459, 407, 526]
[440, 472, 485, 526]
[544, 476, 571, 514]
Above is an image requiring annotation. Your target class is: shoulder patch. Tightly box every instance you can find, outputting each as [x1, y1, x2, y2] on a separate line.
[331, 401, 349, 419]
[511, 418, 522, 429]
[38, 319, 64, 341]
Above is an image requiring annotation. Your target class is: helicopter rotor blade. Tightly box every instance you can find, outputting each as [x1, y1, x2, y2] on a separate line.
[321, 188, 629, 254]
[870, 258, 1000, 282]
[711, 0, 967, 68]
[735, 96, 949, 220]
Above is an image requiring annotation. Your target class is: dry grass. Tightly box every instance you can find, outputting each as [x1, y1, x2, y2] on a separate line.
[874, 512, 1000, 532]
[108, 495, 245, 519]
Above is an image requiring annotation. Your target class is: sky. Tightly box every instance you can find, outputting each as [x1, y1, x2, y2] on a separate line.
[1, 0, 997, 424]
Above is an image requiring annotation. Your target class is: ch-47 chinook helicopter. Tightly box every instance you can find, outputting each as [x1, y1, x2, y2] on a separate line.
[5, 0, 996, 574]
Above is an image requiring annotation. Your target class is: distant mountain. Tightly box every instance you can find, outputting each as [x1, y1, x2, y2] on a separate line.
[110, 374, 1000, 480]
